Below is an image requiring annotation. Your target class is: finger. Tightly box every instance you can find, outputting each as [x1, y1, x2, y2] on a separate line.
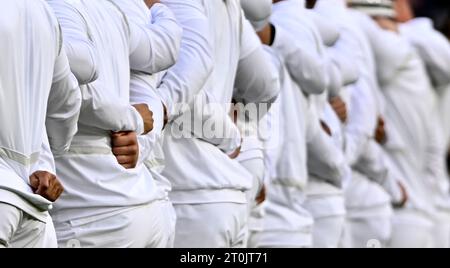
[112, 135, 136, 147]
[115, 155, 135, 165]
[29, 174, 40, 191]
[112, 145, 138, 156]
[36, 175, 50, 196]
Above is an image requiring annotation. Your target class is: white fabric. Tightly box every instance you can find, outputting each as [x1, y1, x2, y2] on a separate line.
[0, 0, 81, 220]
[348, 0, 396, 18]
[271, 0, 328, 95]
[173, 203, 248, 248]
[55, 200, 173, 248]
[0, 203, 57, 248]
[112, 1, 181, 73]
[310, 215, 346, 248]
[431, 210, 450, 248]
[388, 209, 434, 248]
[399, 18, 450, 214]
[110, 0, 182, 202]
[399, 18, 450, 88]
[440, 84, 450, 148]
[345, 204, 393, 248]
[256, 184, 313, 248]
[240, 0, 272, 31]
[48, 0, 163, 224]
[162, 0, 279, 204]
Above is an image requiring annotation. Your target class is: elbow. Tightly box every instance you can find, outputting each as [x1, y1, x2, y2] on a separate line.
[261, 71, 281, 105]
[301, 76, 327, 95]
[73, 64, 98, 85]
[67, 42, 99, 85]
[292, 62, 328, 95]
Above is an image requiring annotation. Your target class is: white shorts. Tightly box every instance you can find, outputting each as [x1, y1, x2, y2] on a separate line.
[55, 200, 174, 248]
[0, 202, 57, 248]
[173, 202, 248, 248]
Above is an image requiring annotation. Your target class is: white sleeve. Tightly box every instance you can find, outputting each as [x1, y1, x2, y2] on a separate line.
[234, 19, 280, 114]
[271, 22, 328, 95]
[48, 0, 98, 85]
[325, 53, 344, 98]
[129, 73, 165, 165]
[46, 46, 82, 155]
[157, 0, 213, 118]
[121, 2, 182, 74]
[344, 80, 378, 166]
[306, 103, 346, 187]
[400, 20, 450, 88]
[77, 83, 144, 135]
[32, 130, 56, 175]
[171, 92, 242, 155]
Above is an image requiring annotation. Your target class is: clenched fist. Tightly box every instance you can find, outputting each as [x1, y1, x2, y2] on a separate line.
[29, 171, 64, 202]
[111, 131, 139, 169]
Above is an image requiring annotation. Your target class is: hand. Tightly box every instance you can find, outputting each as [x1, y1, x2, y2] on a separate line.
[320, 120, 332, 136]
[111, 131, 139, 169]
[29, 171, 64, 202]
[144, 0, 160, 8]
[133, 104, 154, 135]
[393, 182, 408, 208]
[257, 23, 273, 46]
[375, 116, 388, 145]
[329, 96, 348, 123]
[255, 184, 266, 205]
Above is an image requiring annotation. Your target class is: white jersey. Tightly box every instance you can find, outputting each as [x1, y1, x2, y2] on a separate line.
[0, 0, 81, 221]
[47, 0, 171, 223]
[161, 0, 279, 205]
[260, 46, 314, 237]
[355, 12, 439, 215]
[272, 0, 347, 200]
[399, 17, 450, 211]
